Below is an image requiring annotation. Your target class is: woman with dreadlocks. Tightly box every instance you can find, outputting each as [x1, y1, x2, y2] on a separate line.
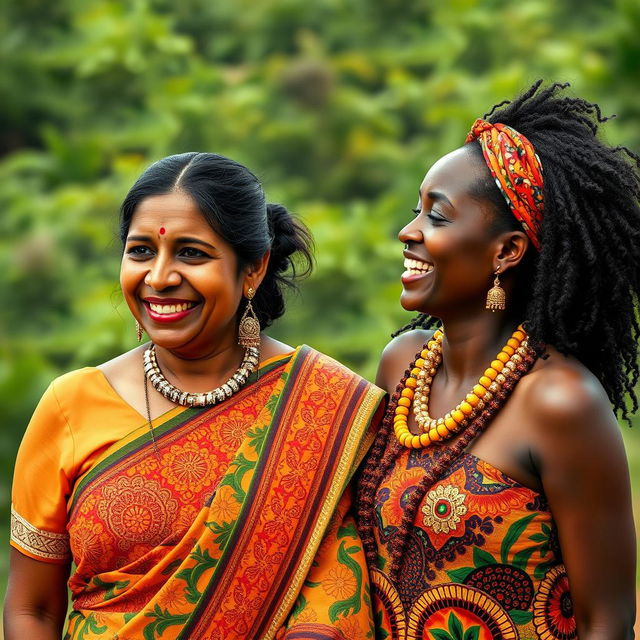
[356, 81, 638, 639]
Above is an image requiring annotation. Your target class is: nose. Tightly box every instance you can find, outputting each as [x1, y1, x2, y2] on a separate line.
[144, 256, 181, 291]
[398, 216, 423, 246]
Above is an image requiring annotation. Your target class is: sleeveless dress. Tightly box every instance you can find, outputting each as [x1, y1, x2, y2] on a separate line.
[371, 446, 577, 640]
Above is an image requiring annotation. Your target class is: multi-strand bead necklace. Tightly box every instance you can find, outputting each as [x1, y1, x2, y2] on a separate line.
[394, 325, 528, 448]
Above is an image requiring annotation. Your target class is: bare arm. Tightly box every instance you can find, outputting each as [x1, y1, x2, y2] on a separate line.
[4, 549, 70, 640]
[526, 367, 636, 639]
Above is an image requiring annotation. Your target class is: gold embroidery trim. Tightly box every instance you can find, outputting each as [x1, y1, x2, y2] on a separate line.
[262, 383, 385, 640]
[10, 506, 70, 561]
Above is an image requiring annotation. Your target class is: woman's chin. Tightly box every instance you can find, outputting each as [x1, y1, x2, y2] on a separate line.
[399, 291, 430, 314]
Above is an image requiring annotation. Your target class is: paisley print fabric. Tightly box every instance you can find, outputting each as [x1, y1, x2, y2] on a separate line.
[371, 447, 577, 640]
[22, 346, 384, 639]
[465, 118, 544, 250]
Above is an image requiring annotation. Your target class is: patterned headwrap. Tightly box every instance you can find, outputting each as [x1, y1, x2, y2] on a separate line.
[465, 118, 544, 251]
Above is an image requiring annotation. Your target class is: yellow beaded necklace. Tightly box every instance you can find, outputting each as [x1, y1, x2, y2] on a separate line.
[394, 325, 528, 449]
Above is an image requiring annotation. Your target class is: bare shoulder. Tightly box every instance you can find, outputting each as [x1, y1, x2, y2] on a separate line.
[519, 346, 619, 440]
[377, 329, 435, 392]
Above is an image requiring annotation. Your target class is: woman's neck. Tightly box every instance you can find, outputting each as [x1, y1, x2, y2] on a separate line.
[152, 339, 248, 392]
[437, 314, 521, 387]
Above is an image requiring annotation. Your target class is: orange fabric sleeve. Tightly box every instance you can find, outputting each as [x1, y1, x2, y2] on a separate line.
[10, 377, 76, 564]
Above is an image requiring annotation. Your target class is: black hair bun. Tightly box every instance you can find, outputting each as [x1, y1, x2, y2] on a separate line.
[265, 203, 314, 279]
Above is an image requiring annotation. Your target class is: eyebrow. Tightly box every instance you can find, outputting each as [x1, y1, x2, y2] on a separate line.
[418, 190, 454, 208]
[126, 235, 216, 250]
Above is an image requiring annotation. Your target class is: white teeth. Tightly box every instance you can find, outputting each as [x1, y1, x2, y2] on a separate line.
[403, 258, 433, 273]
[149, 302, 195, 314]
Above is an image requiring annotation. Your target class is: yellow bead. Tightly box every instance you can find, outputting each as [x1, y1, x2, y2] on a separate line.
[421, 349, 430, 359]
[428, 428, 440, 442]
[414, 358, 425, 369]
[496, 352, 510, 363]
[405, 377, 417, 388]
[411, 435, 422, 449]
[452, 408, 466, 422]
[507, 338, 520, 349]
[400, 432, 412, 447]
[473, 384, 486, 397]
[419, 433, 431, 447]
[411, 367, 421, 377]
[502, 345, 515, 356]
[401, 388, 414, 398]
[513, 330, 526, 341]
[466, 393, 480, 407]
[479, 376, 492, 389]
[491, 360, 504, 372]
[484, 368, 498, 380]
[394, 414, 407, 423]
[437, 422, 450, 438]
[398, 397, 411, 408]
[427, 340, 437, 350]
[395, 406, 409, 416]
[460, 402, 474, 416]
[444, 416, 457, 430]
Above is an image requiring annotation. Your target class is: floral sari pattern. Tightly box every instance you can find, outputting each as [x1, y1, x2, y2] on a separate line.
[371, 449, 577, 640]
[60, 346, 383, 639]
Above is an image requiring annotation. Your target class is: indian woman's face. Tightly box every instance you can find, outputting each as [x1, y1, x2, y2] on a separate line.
[120, 191, 246, 357]
[398, 146, 499, 318]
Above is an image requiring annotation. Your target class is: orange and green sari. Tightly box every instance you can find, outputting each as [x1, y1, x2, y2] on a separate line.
[57, 347, 384, 639]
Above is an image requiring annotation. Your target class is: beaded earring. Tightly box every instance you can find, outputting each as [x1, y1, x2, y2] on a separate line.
[486, 266, 506, 311]
[136, 321, 143, 342]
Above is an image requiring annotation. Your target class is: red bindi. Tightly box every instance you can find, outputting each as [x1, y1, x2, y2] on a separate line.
[159, 227, 166, 235]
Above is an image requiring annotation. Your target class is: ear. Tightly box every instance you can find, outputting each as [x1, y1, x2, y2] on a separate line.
[493, 231, 529, 273]
[242, 249, 271, 296]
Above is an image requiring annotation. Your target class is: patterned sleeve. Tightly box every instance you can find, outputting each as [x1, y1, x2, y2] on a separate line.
[10, 378, 75, 564]
[278, 485, 375, 640]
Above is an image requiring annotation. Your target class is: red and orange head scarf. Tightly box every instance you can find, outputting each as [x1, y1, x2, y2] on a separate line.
[465, 119, 544, 251]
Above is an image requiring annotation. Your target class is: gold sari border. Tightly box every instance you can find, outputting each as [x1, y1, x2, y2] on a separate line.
[262, 382, 385, 640]
[10, 505, 70, 561]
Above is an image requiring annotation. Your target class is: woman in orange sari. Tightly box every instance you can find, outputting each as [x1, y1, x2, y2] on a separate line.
[5, 152, 384, 639]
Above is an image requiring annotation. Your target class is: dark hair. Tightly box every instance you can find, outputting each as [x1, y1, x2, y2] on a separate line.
[394, 81, 640, 420]
[120, 152, 313, 328]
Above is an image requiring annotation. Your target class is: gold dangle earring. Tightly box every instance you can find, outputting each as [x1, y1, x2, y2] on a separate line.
[136, 320, 144, 342]
[238, 287, 261, 350]
[486, 266, 506, 312]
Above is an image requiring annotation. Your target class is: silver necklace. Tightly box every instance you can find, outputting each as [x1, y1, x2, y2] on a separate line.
[143, 345, 260, 407]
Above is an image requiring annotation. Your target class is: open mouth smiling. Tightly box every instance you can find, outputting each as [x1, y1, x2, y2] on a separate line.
[143, 298, 201, 322]
[147, 301, 197, 315]
[403, 258, 434, 277]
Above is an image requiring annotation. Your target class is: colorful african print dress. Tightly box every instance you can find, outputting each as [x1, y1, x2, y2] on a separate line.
[370, 447, 577, 640]
[10, 346, 385, 639]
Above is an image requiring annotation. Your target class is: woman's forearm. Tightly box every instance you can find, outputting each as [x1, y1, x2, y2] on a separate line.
[4, 610, 64, 640]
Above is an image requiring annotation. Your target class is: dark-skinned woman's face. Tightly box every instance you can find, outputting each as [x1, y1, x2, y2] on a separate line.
[399, 146, 501, 318]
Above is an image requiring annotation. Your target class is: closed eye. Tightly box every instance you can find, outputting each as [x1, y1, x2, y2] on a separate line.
[427, 211, 449, 224]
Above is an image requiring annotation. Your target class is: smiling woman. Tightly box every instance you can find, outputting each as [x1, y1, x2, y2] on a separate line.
[356, 82, 640, 640]
[4, 152, 385, 640]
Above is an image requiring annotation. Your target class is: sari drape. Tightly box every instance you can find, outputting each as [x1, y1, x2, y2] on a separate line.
[61, 346, 384, 639]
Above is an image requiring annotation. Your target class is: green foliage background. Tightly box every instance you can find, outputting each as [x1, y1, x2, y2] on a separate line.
[1, 0, 639, 613]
